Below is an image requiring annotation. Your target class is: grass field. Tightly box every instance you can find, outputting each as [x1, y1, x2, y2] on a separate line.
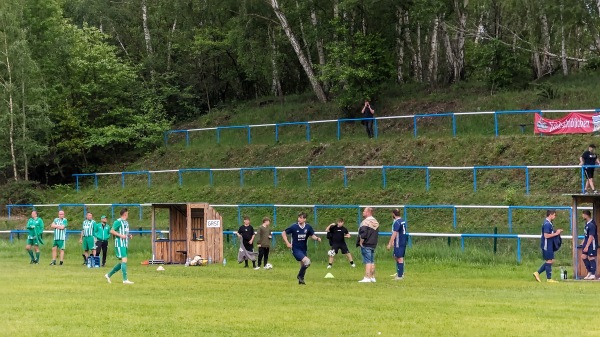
[1, 236, 596, 337]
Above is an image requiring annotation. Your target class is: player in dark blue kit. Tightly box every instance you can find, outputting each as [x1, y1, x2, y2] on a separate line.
[281, 212, 322, 285]
[386, 209, 407, 280]
[581, 210, 598, 280]
[579, 144, 600, 193]
[533, 210, 562, 283]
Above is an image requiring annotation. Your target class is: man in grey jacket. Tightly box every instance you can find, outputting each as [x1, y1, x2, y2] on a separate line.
[357, 207, 379, 283]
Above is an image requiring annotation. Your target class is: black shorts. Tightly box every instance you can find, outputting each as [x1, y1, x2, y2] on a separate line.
[331, 243, 349, 255]
[586, 168, 595, 179]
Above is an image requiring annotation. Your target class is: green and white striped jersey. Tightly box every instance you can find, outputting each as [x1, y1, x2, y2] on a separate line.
[82, 220, 95, 237]
[112, 218, 129, 248]
[53, 218, 68, 240]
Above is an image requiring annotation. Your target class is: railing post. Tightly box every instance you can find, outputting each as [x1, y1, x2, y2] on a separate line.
[313, 206, 318, 226]
[247, 126, 251, 144]
[307, 167, 311, 187]
[8, 206, 11, 219]
[216, 128, 221, 144]
[237, 207, 241, 225]
[337, 120, 341, 140]
[273, 206, 277, 228]
[413, 116, 418, 138]
[275, 124, 279, 143]
[273, 168, 278, 187]
[164, 131, 168, 146]
[453, 207, 457, 229]
[494, 112, 499, 137]
[178, 170, 183, 187]
[525, 167, 530, 194]
[186, 131, 190, 147]
[581, 167, 586, 193]
[508, 207, 513, 233]
[452, 114, 456, 137]
[343, 167, 348, 188]
[517, 237, 521, 263]
[461, 236, 465, 251]
[382, 167, 387, 189]
[147, 172, 151, 188]
[121, 173, 125, 189]
[94, 174, 98, 190]
[76, 176, 80, 192]
[374, 119, 379, 138]
[473, 168, 477, 192]
[306, 123, 310, 141]
[240, 169, 244, 187]
[425, 167, 430, 191]
[209, 170, 214, 186]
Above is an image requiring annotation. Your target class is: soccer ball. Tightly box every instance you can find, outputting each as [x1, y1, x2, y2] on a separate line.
[264, 263, 273, 269]
[327, 249, 336, 257]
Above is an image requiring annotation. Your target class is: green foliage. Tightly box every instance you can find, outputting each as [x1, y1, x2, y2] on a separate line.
[0, 179, 42, 205]
[466, 40, 531, 92]
[322, 30, 394, 108]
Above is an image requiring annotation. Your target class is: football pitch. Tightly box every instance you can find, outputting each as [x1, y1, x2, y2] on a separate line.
[1, 239, 598, 337]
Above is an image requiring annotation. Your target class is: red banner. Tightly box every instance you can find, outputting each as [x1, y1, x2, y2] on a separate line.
[534, 112, 600, 135]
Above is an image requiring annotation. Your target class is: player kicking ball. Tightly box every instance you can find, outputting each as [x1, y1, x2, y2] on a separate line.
[282, 212, 321, 285]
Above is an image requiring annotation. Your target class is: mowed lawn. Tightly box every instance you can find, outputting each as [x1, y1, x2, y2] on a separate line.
[1, 239, 599, 337]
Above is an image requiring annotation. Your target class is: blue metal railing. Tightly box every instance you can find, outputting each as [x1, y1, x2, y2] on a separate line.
[73, 164, 597, 194]
[163, 109, 600, 146]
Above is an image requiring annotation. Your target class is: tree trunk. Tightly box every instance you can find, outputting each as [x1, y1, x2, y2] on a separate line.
[270, 0, 327, 103]
[427, 17, 440, 84]
[296, 1, 313, 68]
[395, 7, 404, 83]
[540, 12, 552, 75]
[2, 32, 18, 181]
[309, 3, 327, 91]
[403, 11, 419, 82]
[416, 21, 423, 82]
[454, 0, 468, 81]
[560, 3, 568, 76]
[167, 18, 177, 71]
[141, 0, 153, 56]
[441, 20, 456, 81]
[21, 77, 28, 180]
[268, 26, 282, 97]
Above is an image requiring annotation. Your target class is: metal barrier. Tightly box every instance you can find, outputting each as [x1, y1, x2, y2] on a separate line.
[73, 164, 598, 194]
[163, 109, 600, 146]
[7, 203, 581, 234]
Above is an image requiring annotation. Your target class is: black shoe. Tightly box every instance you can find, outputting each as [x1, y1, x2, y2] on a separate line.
[30, 260, 35, 264]
[297, 276, 305, 285]
[34, 260, 39, 264]
[59, 261, 63, 265]
[49, 261, 56, 266]
[101, 264, 105, 267]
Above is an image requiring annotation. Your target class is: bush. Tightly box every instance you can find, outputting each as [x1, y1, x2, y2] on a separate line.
[0, 180, 43, 208]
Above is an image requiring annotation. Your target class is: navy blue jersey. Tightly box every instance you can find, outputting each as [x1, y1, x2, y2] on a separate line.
[392, 218, 407, 247]
[585, 220, 598, 250]
[582, 151, 598, 166]
[540, 219, 553, 251]
[285, 223, 315, 252]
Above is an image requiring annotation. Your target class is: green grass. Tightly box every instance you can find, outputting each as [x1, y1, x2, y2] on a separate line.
[0, 237, 593, 337]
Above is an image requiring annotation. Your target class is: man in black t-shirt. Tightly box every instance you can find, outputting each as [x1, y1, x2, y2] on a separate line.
[580, 144, 600, 193]
[361, 100, 375, 138]
[237, 216, 257, 269]
[325, 218, 355, 269]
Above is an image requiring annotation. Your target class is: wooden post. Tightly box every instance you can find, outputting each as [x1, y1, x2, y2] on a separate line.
[571, 197, 578, 279]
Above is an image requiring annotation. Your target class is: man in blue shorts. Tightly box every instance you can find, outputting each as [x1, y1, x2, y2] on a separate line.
[533, 210, 562, 283]
[357, 207, 379, 283]
[281, 212, 321, 285]
[581, 210, 598, 280]
[386, 209, 407, 280]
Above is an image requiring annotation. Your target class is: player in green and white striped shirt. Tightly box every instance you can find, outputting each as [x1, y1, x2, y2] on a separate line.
[105, 208, 134, 284]
[25, 211, 44, 264]
[79, 212, 96, 265]
[50, 210, 68, 265]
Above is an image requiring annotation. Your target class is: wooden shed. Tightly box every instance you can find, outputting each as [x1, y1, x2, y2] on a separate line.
[570, 194, 600, 279]
[151, 203, 223, 264]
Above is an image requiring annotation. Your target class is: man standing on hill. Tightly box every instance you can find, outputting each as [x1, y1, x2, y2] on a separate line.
[105, 208, 134, 284]
[361, 99, 375, 138]
[50, 210, 68, 266]
[325, 218, 355, 269]
[533, 210, 562, 283]
[94, 215, 111, 267]
[387, 209, 407, 280]
[282, 212, 321, 285]
[357, 207, 379, 283]
[580, 144, 600, 193]
[581, 210, 598, 280]
[25, 210, 44, 264]
[237, 216, 257, 269]
[79, 212, 96, 265]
